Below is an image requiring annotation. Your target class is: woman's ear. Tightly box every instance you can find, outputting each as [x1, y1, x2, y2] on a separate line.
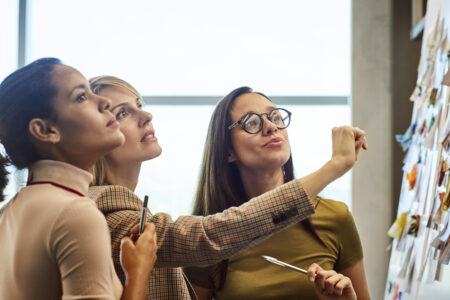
[28, 118, 61, 144]
[228, 151, 237, 163]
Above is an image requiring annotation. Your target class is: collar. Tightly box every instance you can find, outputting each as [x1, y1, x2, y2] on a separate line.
[28, 160, 93, 197]
[88, 185, 143, 214]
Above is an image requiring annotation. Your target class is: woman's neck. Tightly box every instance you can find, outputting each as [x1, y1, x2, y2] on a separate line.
[239, 167, 285, 200]
[105, 161, 141, 192]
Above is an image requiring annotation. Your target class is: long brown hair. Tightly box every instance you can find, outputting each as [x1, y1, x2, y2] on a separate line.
[192, 86, 294, 215]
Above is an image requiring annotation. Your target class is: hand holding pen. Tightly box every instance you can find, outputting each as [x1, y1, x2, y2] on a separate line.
[120, 195, 158, 298]
[262, 256, 356, 300]
[308, 263, 356, 300]
[120, 223, 158, 299]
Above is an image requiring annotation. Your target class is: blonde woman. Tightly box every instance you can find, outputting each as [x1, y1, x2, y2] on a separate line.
[88, 75, 367, 299]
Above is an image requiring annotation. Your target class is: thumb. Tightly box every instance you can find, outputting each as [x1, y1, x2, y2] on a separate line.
[307, 263, 322, 283]
[120, 237, 135, 254]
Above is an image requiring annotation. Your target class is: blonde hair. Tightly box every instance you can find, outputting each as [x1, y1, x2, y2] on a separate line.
[89, 75, 142, 186]
[89, 75, 142, 100]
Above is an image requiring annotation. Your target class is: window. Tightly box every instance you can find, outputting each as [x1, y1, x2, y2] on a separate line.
[27, 0, 350, 96]
[0, 0, 18, 80]
[0, 0, 19, 207]
[2, 0, 351, 216]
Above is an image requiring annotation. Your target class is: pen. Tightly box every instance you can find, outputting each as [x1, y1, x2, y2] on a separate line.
[261, 255, 307, 274]
[139, 195, 149, 235]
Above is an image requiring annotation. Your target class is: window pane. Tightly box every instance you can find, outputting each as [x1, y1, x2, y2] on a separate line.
[285, 105, 352, 207]
[136, 104, 351, 219]
[28, 0, 350, 96]
[135, 105, 214, 217]
[0, 0, 19, 208]
[0, 0, 18, 81]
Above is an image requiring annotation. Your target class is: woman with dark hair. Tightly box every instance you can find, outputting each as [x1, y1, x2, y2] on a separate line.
[183, 86, 371, 300]
[88, 76, 367, 299]
[0, 58, 157, 300]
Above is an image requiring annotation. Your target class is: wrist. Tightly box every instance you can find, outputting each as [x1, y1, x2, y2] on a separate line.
[327, 156, 352, 178]
[124, 269, 149, 285]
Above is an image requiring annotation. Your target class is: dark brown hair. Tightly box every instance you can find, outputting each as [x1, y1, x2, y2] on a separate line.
[0, 57, 62, 201]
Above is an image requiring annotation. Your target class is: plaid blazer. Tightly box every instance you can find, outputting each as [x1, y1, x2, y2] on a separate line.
[88, 179, 314, 299]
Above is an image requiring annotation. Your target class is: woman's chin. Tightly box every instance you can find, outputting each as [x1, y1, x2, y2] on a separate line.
[109, 131, 126, 148]
[100, 134, 126, 156]
[143, 147, 162, 162]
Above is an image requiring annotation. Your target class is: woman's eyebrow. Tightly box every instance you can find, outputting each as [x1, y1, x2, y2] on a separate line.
[68, 84, 87, 97]
[110, 102, 128, 111]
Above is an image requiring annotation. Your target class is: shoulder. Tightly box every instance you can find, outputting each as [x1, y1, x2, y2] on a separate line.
[315, 198, 350, 215]
[313, 198, 353, 226]
[88, 185, 142, 213]
[49, 196, 111, 253]
[54, 196, 108, 229]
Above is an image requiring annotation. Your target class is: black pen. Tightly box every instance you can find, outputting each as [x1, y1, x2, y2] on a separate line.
[139, 195, 149, 235]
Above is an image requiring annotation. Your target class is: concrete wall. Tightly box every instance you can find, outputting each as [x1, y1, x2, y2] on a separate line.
[352, 1, 421, 298]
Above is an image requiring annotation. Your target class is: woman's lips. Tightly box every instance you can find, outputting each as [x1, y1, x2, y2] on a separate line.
[107, 117, 119, 127]
[141, 130, 157, 142]
[264, 137, 283, 147]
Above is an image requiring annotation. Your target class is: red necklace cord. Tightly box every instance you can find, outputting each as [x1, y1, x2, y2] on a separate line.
[27, 181, 85, 197]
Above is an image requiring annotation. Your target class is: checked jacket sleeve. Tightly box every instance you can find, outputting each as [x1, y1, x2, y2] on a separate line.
[88, 179, 314, 269]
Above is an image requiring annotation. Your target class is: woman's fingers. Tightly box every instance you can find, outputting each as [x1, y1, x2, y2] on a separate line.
[119, 237, 135, 270]
[137, 223, 157, 249]
[354, 127, 368, 150]
[307, 263, 322, 283]
[120, 237, 134, 252]
[315, 269, 338, 291]
[129, 223, 140, 235]
[308, 264, 357, 300]
[331, 126, 368, 171]
[334, 276, 353, 296]
[323, 273, 345, 295]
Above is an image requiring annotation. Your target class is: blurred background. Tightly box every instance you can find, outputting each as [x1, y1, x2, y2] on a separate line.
[0, 1, 426, 298]
[0, 0, 352, 215]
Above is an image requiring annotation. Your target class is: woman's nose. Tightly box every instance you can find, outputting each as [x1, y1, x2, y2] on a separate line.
[262, 116, 278, 135]
[98, 95, 112, 112]
[139, 111, 153, 127]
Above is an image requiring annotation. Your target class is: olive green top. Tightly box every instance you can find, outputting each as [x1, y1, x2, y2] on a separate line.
[184, 198, 363, 300]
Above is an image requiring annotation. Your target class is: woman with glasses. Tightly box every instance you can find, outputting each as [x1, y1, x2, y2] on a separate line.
[88, 77, 367, 299]
[183, 86, 371, 300]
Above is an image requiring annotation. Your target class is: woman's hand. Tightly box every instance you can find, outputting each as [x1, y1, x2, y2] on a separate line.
[307, 263, 357, 300]
[330, 126, 368, 177]
[299, 126, 367, 200]
[120, 222, 157, 283]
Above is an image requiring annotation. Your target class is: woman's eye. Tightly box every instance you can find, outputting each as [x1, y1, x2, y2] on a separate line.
[137, 102, 143, 109]
[272, 115, 282, 122]
[116, 109, 128, 120]
[246, 119, 259, 128]
[76, 93, 87, 102]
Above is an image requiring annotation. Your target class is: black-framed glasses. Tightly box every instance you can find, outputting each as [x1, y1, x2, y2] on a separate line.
[228, 108, 292, 134]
